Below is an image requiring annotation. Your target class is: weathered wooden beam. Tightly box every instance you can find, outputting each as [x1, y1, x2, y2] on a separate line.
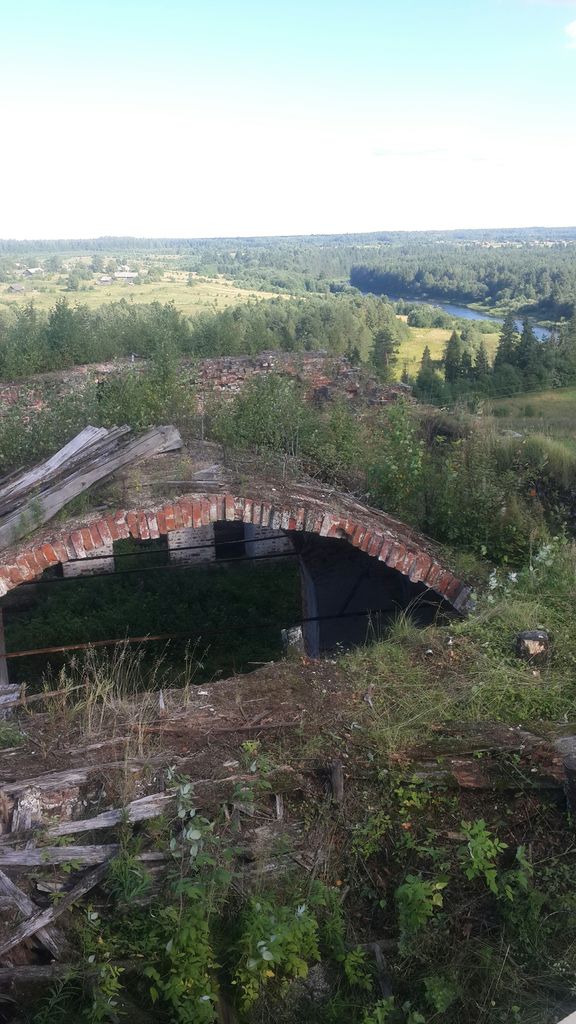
[0, 847, 169, 867]
[0, 959, 141, 984]
[0, 869, 68, 959]
[0, 425, 182, 551]
[0, 861, 110, 960]
[43, 792, 175, 838]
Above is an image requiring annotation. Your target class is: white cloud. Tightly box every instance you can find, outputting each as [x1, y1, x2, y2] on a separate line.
[565, 18, 576, 43]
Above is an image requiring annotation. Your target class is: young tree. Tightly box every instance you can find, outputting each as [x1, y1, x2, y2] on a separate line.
[493, 312, 519, 371]
[371, 325, 399, 380]
[443, 330, 464, 384]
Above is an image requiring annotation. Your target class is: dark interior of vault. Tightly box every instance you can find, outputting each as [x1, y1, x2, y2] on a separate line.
[0, 525, 450, 688]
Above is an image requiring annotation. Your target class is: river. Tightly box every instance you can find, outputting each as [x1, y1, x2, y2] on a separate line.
[392, 297, 551, 342]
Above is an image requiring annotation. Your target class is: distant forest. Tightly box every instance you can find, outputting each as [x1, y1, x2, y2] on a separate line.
[2, 229, 576, 316]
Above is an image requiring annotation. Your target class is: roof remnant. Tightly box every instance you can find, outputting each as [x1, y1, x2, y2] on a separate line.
[0, 425, 182, 553]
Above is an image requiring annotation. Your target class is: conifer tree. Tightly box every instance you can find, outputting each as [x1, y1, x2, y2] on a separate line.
[493, 312, 519, 371]
[443, 330, 463, 384]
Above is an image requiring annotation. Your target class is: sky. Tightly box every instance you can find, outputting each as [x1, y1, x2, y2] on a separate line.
[0, 0, 575, 238]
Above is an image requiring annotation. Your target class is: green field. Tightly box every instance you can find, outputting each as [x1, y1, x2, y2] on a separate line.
[488, 386, 576, 447]
[396, 324, 499, 377]
[0, 272, 280, 315]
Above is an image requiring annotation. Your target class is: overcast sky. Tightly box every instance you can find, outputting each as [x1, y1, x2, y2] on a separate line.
[1, 0, 575, 238]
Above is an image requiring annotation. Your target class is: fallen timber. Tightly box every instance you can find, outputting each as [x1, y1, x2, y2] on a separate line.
[0, 424, 182, 552]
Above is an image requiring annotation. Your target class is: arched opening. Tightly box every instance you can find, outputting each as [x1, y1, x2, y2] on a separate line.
[0, 493, 471, 688]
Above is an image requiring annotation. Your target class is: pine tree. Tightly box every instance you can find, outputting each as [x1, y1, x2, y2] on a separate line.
[493, 312, 519, 371]
[474, 340, 491, 379]
[443, 330, 463, 384]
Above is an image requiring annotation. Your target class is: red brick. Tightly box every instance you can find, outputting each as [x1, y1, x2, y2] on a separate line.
[377, 538, 392, 562]
[433, 569, 453, 596]
[32, 546, 52, 570]
[270, 508, 282, 530]
[70, 531, 87, 558]
[293, 508, 306, 531]
[192, 501, 203, 529]
[425, 563, 444, 589]
[180, 500, 194, 528]
[360, 530, 374, 553]
[367, 534, 383, 557]
[443, 575, 463, 602]
[20, 552, 43, 576]
[225, 495, 235, 521]
[51, 539, 72, 562]
[215, 495, 225, 521]
[80, 528, 96, 552]
[146, 513, 160, 540]
[163, 505, 176, 531]
[41, 543, 58, 565]
[234, 497, 245, 520]
[261, 502, 272, 527]
[201, 499, 211, 526]
[6, 565, 26, 584]
[243, 499, 253, 524]
[125, 512, 138, 538]
[251, 502, 263, 525]
[351, 525, 366, 548]
[173, 503, 184, 529]
[409, 551, 433, 584]
[88, 525, 103, 550]
[15, 557, 37, 580]
[112, 512, 130, 539]
[386, 542, 405, 569]
[156, 510, 167, 534]
[95, 520, 113, 547]
[138, 512, 150, 541]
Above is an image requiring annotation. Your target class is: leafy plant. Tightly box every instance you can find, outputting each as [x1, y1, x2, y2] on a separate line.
[395, 874, 447, 943]
[458, 819, 507, 895]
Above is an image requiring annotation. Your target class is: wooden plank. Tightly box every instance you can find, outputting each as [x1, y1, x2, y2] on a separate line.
[0, 846, 168, 868]
[0, 960, 140, 983]
[43, 792, 175, 838]
[0, 425, 182, 551]
[0, 427, 108, 505]
[0, 862, 110, 960]
[0, 869, 67, 959]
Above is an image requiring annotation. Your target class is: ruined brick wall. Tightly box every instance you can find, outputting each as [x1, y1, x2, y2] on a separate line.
[0, 353, 410, 413]
[0, 492, 471, 612]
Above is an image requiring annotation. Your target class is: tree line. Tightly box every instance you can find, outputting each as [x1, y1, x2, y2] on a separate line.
[351, 251, 576, 320]
[0, 294, 409, 380]
[412, 313, 576, 403]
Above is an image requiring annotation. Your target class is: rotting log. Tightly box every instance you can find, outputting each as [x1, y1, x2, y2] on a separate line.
[43, 791, 175, 838]
[0, 869, 67, 959]
[330, 761, 345, 805]
[0, 861, 111, 960]
[0, 847, 169, 868]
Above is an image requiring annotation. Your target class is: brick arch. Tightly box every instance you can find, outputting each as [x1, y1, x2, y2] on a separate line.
[0, 493, 472, 612]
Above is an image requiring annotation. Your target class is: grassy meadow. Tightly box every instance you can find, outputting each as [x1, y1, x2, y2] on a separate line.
[395, 323, 500, 377]
[488, 386, 576, 448]
[0, 271, 280, 316]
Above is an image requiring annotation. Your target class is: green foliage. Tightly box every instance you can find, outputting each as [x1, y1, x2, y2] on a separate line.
[350, 811, 392, 858]
[232, 898, 321, 1010]
[458, 819, 507, 894]
[395, 874, 447, 942]
[366, 402, 424, 522]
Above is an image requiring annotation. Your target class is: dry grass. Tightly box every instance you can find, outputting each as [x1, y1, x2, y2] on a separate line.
[0, 272, 280, 316]
[488, 387, 576, 449]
